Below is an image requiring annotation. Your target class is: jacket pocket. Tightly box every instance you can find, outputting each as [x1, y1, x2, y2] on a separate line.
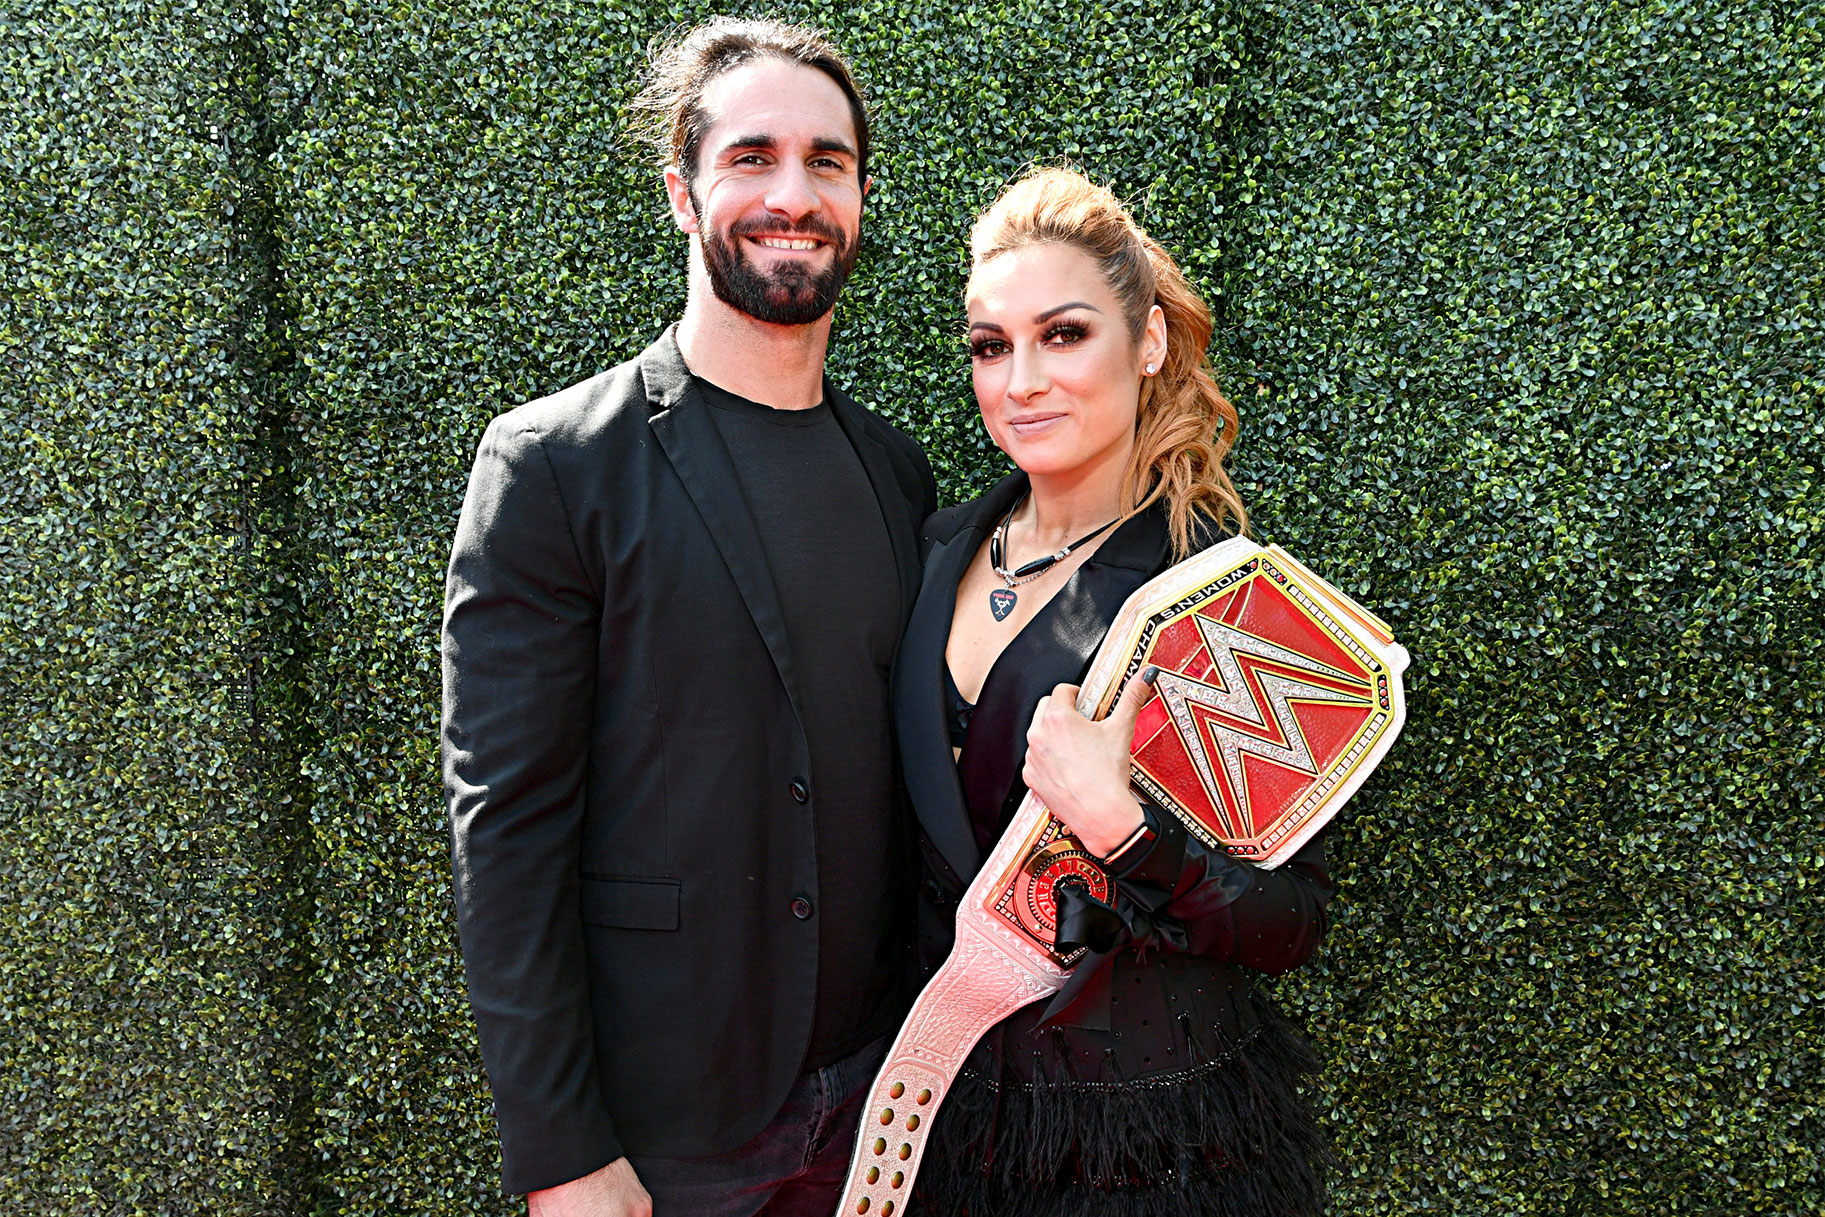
[579, 875, 680, 931]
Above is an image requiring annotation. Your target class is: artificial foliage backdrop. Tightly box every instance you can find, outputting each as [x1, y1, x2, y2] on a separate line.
[2, 0, 1819, 1213]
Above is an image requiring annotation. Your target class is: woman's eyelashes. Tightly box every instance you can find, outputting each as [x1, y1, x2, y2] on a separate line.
[967, 319, 1092, 361]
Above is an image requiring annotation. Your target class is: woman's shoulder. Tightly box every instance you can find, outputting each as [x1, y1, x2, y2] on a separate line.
[919, 499, 977, 545]
[919, 469, 1028, 548]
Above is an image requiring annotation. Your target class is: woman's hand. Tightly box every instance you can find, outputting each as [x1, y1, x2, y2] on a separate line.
[1022, 667, 1157, 858]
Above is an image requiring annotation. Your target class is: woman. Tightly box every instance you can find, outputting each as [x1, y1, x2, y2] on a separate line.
[894, 168, 1336, 1216]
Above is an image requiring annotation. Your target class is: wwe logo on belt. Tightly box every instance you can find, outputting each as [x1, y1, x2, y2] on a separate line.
[1151, 615, 1373, 840]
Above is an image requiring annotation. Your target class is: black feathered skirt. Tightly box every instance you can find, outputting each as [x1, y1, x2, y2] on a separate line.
[906, 1000, 1332, 1217]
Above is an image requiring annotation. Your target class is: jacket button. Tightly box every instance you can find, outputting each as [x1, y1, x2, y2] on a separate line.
[790, 778, 810, 803]
[791, 897, 814, 920]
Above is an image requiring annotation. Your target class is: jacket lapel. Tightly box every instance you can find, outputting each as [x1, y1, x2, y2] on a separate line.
[643, 330, 807, 722]
[829, 387, 920, 627]
[892, 474, 1032, 883]
[893, 524, 984, 883]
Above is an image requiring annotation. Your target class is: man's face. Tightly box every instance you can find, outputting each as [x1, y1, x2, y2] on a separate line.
[666, 58, 867, 326]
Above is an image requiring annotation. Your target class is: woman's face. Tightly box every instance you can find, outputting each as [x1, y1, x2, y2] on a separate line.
[966, 242, 1165, 485]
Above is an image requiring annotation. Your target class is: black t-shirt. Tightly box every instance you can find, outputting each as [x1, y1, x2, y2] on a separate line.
[699, 377, 905, 1068]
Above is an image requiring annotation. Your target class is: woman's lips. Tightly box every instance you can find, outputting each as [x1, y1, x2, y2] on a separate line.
[1007, 412, 1066, 436]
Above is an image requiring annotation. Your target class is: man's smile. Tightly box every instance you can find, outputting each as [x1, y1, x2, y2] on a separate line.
[747, 234, 826, 251]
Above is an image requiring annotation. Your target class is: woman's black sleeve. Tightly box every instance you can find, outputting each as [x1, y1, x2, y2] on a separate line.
[1106, 805, 1337, 975]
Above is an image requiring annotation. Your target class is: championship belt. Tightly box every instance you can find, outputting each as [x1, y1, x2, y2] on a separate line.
[834, 538, 1409, 1216]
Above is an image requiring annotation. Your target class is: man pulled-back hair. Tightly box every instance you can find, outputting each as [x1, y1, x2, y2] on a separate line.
[442, 17, 934, 1216]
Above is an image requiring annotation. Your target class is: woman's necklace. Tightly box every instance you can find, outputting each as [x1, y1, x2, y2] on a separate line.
[986, 493, 1118, 621]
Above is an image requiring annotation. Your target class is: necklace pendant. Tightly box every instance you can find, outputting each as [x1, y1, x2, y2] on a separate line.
[988, 587, 1018, 621]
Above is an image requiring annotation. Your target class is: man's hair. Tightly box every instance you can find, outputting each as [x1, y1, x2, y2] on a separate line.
[629, 17, 870, 185]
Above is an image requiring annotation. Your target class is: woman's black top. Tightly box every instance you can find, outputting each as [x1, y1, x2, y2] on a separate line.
[892, 472, 1337, 1217]
[941, 665, 974, 752]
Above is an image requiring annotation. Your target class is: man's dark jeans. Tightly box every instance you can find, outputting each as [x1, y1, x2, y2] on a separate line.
[628, 1036, 887, 1217]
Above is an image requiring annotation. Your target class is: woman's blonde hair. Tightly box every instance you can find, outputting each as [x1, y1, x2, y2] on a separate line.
[969, 167, 1248, 555]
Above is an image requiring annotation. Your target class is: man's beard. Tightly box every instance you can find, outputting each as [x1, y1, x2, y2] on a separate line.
[698, 208, 859, 326]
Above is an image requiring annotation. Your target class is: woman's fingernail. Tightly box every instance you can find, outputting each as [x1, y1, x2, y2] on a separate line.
[1141, 665, 1159, 685]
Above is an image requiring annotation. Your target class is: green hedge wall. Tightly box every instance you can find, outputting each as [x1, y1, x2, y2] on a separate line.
[0, 0, 307, 1210]
[1221, 3, 1824, 1211]
[5, 0, 1821, 1212]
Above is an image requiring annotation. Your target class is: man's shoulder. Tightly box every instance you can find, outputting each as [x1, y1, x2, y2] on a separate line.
[824, 382, 937, 518]
[828, 383, 924, 461]
[485, 348, 662, 455]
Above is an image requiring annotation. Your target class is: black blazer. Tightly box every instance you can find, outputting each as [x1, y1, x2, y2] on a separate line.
[442, 329, 935, 1192]
[892, 472, 1336, 1080]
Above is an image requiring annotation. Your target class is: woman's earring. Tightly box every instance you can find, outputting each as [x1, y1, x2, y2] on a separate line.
[1144, 363, 1157, 376]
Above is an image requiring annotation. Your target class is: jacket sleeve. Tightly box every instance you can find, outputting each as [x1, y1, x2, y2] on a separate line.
[1106, 806, 1337, 976]
[442, 416, 622, 1192]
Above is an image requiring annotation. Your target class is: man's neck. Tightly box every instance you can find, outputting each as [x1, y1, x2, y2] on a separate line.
[675, 283, 832, 412]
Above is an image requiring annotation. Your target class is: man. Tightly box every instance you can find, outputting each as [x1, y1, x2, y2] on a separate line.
[441, 18, 935, 1216]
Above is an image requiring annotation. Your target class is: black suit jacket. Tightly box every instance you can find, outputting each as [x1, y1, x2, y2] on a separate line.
[442, 329, 935, 1193]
